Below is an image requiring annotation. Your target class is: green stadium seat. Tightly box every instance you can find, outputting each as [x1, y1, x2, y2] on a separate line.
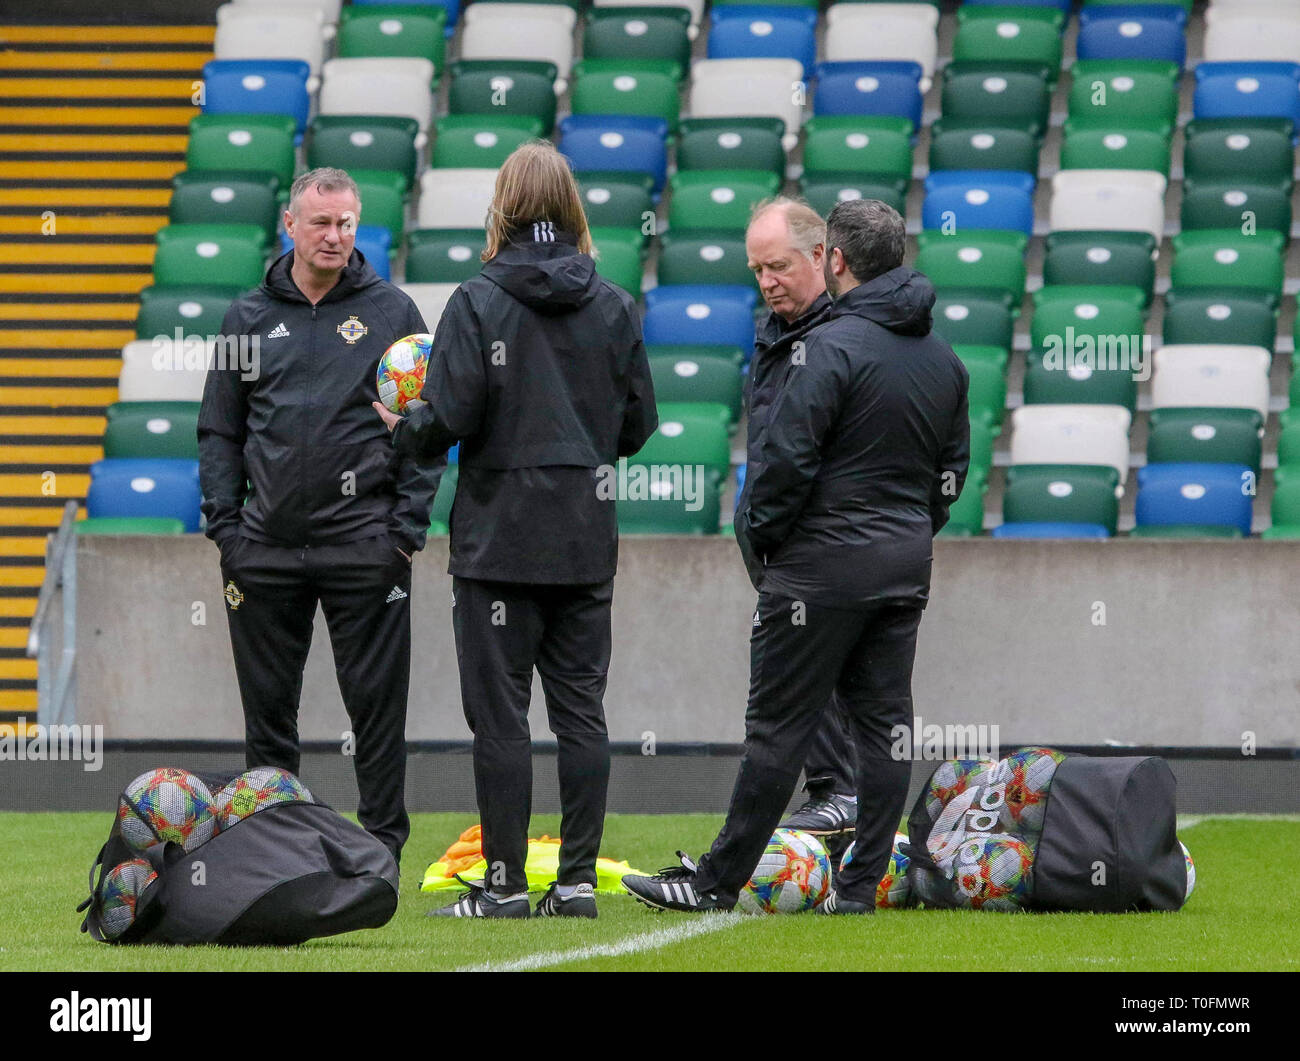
[431, 114, 543, 169]
[152, 224, 267, 289]
[135, 285, 241, 340]
[1182, 121, 1296, 186]
[430, 464, 457, 527]
[589, 225, 645, 295]
[104, 402, 201, 460]
[1022, 352, 1138, 413]
[1003, 465, 1121, 537]
[951, 344, 1009, 373]
[75, 517, 187, 535]
[1180, 180, 1293, 241]
[350, 169, 408, 244]
[337, 4, 447, 70]
[655, 399, 730, 432]
[933, 294, 1018, 350]
[633, 405, 732, 485]
[584, 7, 692, 71]
[675, 117, 787, 177]
[447, 61, 558, 136]
[307, 115, 420, 192]
[404, 229, 484, 283]
[1067, 60, 1180, 134]
[953, 6, 1065, 79]
[570, 62, 681, 131]
[616, 472, 722, 535]
[968, 417, 995, 474]
[798, 180, 906, 218]
[802, 117, 914, 181]
[940, 70, 1051, 140]
[1146, 408, 1264, 474]
[185, 114, 296, 187]
[1263, 475, 1300, 539]
[1030, 285, 1147, 352]
[1041, 231, 1158, 305]
[936, 467, 987, 537]
[1278, 423, 1300, 471]
[666, 170, 781, 234]
[578, 176, 656, 235]
[1059, 122, 1172, 177]
[169, 170, 280, 241]
[958, 356, 1008, 431]
[645, 343, 745, 369]
[427, 520, 449, 537]
[1169, 230, 1286, 303]
[928, 123, 1040, 174]
[914, 230, 1028, 305]
[656, 232, 755, 289]
[648, 353, 743, 426]
[1162, 293, 1279, 351]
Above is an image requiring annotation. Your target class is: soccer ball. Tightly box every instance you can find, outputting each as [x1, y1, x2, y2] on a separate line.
[923, 758, 997, 822]
[737, 829, 831, 914]
[376, 333, 433, 414]
[1180, 840, 1196, 902]
[117, 767, 218, 852]
[840, 831, 912, 909]
[99, 858, 159, 940]
[999, 747, 1067, 840]
[952, 833, 1034, 911]
[213, 766, 313, 829]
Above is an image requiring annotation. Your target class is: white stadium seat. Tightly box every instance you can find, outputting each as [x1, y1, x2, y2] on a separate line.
[231, 0, 341, 32]
[400, 284, 461, 332]
[689, 59, 806, 151]
[1049, 170, 1167, 243]
[214, 4, 328, 77]
[1010, 404, 1133, 483]
[319, 57, 437, 142]
[1151, 345, 1272, 421]
[823, 4, 939, 91]
[417, 168, 498, 229]
[118, 339, 215, 403]
[1204, 11, 1300, 63]
[460, 4, 577, 85]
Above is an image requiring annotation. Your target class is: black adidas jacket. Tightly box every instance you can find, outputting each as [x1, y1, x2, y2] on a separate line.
[735, 266, 970, 608]
[198, 249, 444, 554]
[391, 225, 657, 584]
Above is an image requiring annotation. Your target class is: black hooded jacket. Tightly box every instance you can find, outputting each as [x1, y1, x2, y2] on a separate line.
[198, 249, 444, 554]
[391, 225, 657, 584]
[735, 265, 970, 608]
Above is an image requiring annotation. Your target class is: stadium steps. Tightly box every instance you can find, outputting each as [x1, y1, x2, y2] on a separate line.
[0, 23, 210, 726]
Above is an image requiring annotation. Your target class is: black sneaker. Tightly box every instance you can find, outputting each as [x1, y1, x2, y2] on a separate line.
[535, 881, 598, 919]
[621, 852, 733, 913]
[780, 793, 858, 835]
[428, 876, 531, 919]
[816, 888, 874, 915]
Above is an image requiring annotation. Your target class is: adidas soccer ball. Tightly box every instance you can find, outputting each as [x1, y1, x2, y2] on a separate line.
[213, 766, 313, 829]
[117, 767, 218, 853]
[737, 829, 831, 914]
[999, 747, 1067, 840]
[952, 833, 1034, 911]
[923, 758, 997, 822]
[377, 333, 433, 414]
[99, 858, 159, 940]
[841, 831, 913, 909]
[1180, 840, 1196, 902]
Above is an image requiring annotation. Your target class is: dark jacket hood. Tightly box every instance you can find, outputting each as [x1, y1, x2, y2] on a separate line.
[480, 226, 601, 316]
[831, 265, 936, 337]
[263, 248, 385, 304]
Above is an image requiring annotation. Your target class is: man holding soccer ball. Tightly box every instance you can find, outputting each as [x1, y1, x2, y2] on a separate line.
[198, 167, 443, 868]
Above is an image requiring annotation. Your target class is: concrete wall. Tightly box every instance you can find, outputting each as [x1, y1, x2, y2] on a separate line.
[74, 537, 1300, 746]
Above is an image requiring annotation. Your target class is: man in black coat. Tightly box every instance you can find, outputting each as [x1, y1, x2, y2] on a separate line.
[198, 167, 443, 867]
[624, 198, 970, 914]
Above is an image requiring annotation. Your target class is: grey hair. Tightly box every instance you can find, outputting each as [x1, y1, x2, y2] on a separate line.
[288, 167, 361, 215]
[748, 196, 826, 261]
[825, 199, 905, 284]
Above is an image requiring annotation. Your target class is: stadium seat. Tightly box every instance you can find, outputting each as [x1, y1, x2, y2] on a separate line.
[952, 6, 1065, 79]
[592, 0, 705, 35]
[404, 229, 484, 283]
[706, 8, 816, 78]
[1161, 293, 1279, 351]
[1182, 121, 1296, 184]
[691, 58, 805, 148]
[822, 3, 939, 89]
[121, 333, 212, 400]
[952, 343, 1009, 373]
[940, 70, 1051, 140]
[1030, 285, 1147, 352]
[337, 4, 446, 69]
[168, 170, 279, 242]
[914, 230, 1028, 305]
[103, 402, 201, 460]
[675, 117, 786, 176]
[936, 468, 988, 536]
[583, 7, 691, 70]
[153, 224, 267, 289]
[307, 116, 420, 191]
[648, 353, 743, 426]
[1193, 62, 1300, 136]
[813, 62, 925, 134]
[1022, 354, 1138, 413]
[318, 57, 437, 140]
[958, 357, 1007, 431]
[431, 114, 542, 168]
[186, 113, 297, 186]
[577, 175, 655, 233]
[991, 522, 1110, 539]
[1134, 462, 1254, 537]
[399, 282, 459, 331]
[616, 472, 722, 534]
[429, 463, 457, 526]
[667, 170, 780, 234]
[1263, 473, 1300, 538]
[802, 117, 913, 183]
[1049, 170, 1167, 243]
[933, 295, 1018, 350]
[136, 285, 241, 340]
[1204, 9, 1300, 64]
[200, 59, 312, 137]
[633, 406, 731, 485]
[459, 3, 577, 85]
[446, 60, 559, 136]
[1146, 407, 1263, 473]
[1169, 230, 1286, 302]
[1059, 122, 1172, 177]
[214, 4, 329, 76]
[1041, 231, 1158, 304]
[1180, 178, 1292, 241]
[657, 233, 755, 288]
[1067, 60, 1180, 134]
[1009, 405, 1132, 481]
[642, 286, 758, 358]
[921, 171, 1035, 236]
[75, 517, 188, 535]
[570, 63, 681, 131]
[1002, 465, 1122, 537]
[233, 0, 343, 24]
[87, 459, 203, 533]
[559, 120, 669, 197]
[927, 124, 1039, 174]
[588, 226, 645, 295]
[1075, 12, 1187, 68]
[416, 168, 496, 229]
[1150, 344, 1272, 421]
[346, 169, 407, 244]
[798, 179, 906, 218]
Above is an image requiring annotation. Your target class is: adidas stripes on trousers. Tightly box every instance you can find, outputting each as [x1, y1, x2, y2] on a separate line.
[693, 592, 923, 907]
[451, 576, 614, 895]
[219, 532, 414, 861]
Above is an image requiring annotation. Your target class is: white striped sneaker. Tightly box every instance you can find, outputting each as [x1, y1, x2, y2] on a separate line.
[428, 876, 531, 919]
[622, 852, 732, 913]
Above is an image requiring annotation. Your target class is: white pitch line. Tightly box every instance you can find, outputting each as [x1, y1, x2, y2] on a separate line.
[455, 912, 745, 973]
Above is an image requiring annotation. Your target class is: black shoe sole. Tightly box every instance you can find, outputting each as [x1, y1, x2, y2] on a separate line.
[535, 903, 598, 919]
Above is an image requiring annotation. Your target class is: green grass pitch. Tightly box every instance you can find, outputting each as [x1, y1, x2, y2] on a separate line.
[3, 812, 1296, 972]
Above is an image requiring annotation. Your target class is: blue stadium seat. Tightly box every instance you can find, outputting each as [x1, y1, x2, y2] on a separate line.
[1193, 62, 1300, 138]
[350, 0, 460, 36]
[991, 523, 1111, 539]
[559, 113, 671, 144]
[1134, 462, 1255, 537]
[200, 59, 312, 138]
[812, 62, 924, 132]
[279, 226, 393, 279]
[558, 119, 669, 197]
[707, 9, 817, 78]
[964, 0, 1071, 10]
[642, 286, 758, 359]
[1078, 4, 1189, 28]
[87, 459, 203, 533]
[921, 171, 1036, 235]
[1076, 13, 1187, 68]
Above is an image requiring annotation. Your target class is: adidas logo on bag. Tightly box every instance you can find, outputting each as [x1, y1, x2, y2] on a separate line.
[386, 586, 408, 603]
[268, 322, 290, 338]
